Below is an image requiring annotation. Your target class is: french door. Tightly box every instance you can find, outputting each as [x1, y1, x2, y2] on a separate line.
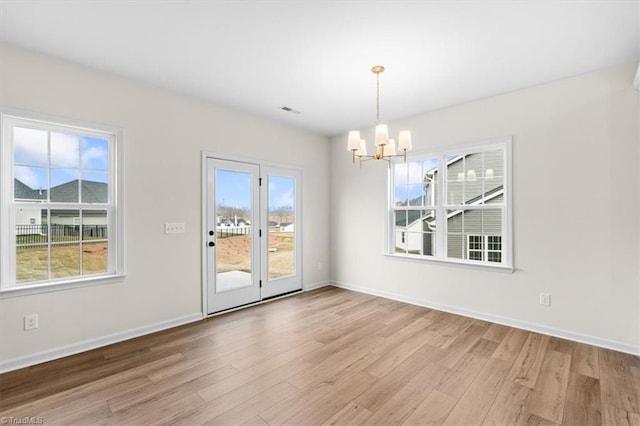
[205, 157, 302, 314]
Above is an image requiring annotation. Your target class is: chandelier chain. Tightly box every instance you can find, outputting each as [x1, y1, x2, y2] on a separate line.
[376, 71, 380, 124]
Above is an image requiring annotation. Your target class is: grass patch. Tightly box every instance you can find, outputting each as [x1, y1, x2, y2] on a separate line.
[16, 241, 108, 282]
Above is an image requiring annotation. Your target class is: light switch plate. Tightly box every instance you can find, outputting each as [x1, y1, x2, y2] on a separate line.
[165, 222, 186, 234]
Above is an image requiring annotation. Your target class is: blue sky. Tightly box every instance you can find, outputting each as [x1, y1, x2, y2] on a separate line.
[216, 170, 251, 209]
[268, 176, 294, 212]
[216, 170, 294, 211]
[394, 158, 437, 206]
[13, 127, 109, 190]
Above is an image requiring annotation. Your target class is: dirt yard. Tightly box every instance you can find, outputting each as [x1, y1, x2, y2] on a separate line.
[217, 231, 294, 278]
[16, 241, 108, 282]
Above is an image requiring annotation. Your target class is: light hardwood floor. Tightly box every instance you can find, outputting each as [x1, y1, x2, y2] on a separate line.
[1, 286, 639, 425]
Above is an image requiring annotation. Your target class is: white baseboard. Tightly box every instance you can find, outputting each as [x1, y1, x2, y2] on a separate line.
[0, 312, 203, 374]
[330, 281, 640, 356]
[304, 280, 331, 291]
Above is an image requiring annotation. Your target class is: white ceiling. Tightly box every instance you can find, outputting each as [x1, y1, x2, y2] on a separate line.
[1, 1, 638, 137]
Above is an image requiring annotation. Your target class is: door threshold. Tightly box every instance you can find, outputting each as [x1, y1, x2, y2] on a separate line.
[207, 288, 303, 317]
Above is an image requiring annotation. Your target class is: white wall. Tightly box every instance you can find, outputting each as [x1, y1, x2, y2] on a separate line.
[330, 64, 640, 353]
[0, 44, 331, 365]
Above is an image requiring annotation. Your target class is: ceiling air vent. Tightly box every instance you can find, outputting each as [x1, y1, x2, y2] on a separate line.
[280, 106, 301, 114]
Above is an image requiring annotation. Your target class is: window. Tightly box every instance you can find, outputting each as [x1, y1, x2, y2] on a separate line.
[467, 235, 502, 263]
[389, 138, 512, 269]
[1, 112, 123, 294]
[467, 235, 484, 261]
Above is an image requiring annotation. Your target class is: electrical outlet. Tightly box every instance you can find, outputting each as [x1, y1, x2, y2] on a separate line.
[165, 222, 186, 234]
[24, 314, 38, 331]
[539, 293, 551, 306]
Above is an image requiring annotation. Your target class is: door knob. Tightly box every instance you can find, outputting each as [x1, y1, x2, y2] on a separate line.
[208, 241, 215, 247]
[209, 230, 214, 236]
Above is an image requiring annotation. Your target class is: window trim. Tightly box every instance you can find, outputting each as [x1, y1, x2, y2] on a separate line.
[386, 137, 513, 272]
[1, 110, 125, 297]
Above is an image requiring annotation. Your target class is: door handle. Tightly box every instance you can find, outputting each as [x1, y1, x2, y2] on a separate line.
[208, 241, 215, 247]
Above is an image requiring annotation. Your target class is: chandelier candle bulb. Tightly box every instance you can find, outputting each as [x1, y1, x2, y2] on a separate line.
[348, 131, 361, 151]
[357, 139, 368, 156]
[348, 130, 361, 163]
[398, 131, 412, 151]
[375, 124, 389, 146]
[385, 139, 397, 156]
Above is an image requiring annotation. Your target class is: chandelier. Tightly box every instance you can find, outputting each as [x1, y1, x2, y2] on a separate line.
[347, 65, 412, 166]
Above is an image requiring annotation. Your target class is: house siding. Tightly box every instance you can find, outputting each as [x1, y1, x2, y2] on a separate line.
[445, 150, 504, 205]
[447, 194, 504, 259]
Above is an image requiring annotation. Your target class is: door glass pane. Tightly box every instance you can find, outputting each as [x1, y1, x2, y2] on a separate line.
[268, 175, 295, 280]
[216, 169, 253, 292]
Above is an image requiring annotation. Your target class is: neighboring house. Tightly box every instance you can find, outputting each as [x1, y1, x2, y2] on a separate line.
[48, 179, 108, 204]
[395, 210, 436, 255]
[14, 178, 108, 205]
[267, 221, 280, 233]
[14, 178, 108, 235]
[395, 151, 504, 261]
[279, 222, 294, 233]
[15, 179, 47, 234]
[216, 215, 252, 239]
[219, 218, 249, 227]
[268, 214, 293, 225]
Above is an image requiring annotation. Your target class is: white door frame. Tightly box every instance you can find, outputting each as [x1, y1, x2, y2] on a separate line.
[260, 165, 303, 299]
[206, 158, 261, 314]
[201, 151, 303, 316]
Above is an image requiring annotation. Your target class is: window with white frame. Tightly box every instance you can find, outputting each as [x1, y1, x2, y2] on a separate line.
[467, 235, 484, 261]
[389, 139, 512, 269]
[1, 113, 123, 293]
[467, 235, 503, 263]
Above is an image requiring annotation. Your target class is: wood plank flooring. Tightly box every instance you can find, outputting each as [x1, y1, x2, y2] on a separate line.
[1, 286, 639, 425]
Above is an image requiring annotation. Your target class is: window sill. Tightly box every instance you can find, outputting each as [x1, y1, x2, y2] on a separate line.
[385, 253, 514, 273]
[0, 274, 126, 299]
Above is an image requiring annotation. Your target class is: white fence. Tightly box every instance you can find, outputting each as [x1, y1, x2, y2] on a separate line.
[216, 225, 251, 238]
